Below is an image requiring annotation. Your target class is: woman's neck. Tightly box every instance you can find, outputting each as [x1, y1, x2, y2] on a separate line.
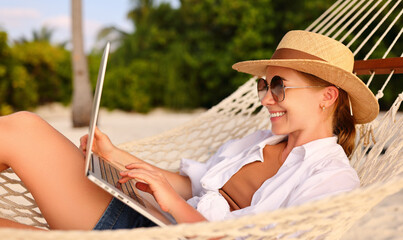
[280, 126, 333, 164]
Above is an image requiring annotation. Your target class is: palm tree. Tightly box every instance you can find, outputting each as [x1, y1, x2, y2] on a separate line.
[32, 26, 54, 42]
[94, 26, 128, 51]
[14, 26, 54, 44]
[71, 0, 92, 127]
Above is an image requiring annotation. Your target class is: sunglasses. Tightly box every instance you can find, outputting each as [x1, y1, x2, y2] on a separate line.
[257, 76, 325, 102]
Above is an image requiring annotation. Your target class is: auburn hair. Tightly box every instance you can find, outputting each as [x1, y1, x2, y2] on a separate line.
[303, 73, 356, 157]
[332, 89, 356, 157]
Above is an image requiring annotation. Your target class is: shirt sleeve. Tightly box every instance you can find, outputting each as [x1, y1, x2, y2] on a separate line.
[179, 158, 207, 197]
[179, 138, 238, 197]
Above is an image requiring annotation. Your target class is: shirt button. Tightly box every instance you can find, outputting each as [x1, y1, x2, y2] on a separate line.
[202, 183, 207, 188]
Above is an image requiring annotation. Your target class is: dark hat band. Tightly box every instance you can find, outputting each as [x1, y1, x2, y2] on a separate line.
[271, 48, 326, 62]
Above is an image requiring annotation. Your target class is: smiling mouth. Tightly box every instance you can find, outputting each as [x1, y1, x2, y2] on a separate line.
[269, 112, 286, 118]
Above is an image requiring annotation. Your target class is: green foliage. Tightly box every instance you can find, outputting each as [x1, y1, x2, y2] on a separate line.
[9, 65, 38, 110]
[100, 0, 335, 112]
[0, 32, 13, 115]
[0, 31, 72, 115]
[103, 63, 153, 112]
[0, 32, 37, 114]
[12, 41, 72, 104]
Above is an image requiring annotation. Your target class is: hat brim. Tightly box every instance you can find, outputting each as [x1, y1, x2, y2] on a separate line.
[232, 59, 379, 124]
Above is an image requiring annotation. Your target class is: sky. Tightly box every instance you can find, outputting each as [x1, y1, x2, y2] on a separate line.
[0, 0, 179, 52]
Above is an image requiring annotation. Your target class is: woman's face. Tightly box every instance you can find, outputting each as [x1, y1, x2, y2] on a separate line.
[262, 66, 326, 138]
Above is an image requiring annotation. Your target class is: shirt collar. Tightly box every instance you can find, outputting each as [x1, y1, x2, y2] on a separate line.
[247, 131, 339, 165]
[301, 136, 338, 156]
[248, 133, 287, 161]
[258, 134, 288, 148]
[284, 136, 339, 167]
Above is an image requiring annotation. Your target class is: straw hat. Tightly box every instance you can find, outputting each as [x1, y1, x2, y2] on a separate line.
[232, 30, 379, 124]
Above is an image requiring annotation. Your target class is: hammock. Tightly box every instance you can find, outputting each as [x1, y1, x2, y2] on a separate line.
[0, 0, 402, 239]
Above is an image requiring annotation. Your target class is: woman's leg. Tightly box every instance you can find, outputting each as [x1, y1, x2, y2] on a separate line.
[0, 111, 113, 230]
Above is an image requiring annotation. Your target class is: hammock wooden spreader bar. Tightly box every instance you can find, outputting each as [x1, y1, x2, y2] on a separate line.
[354, 57, 403, 75]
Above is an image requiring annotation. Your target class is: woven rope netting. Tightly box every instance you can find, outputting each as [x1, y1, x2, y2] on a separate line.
[0, 0, 402, 239]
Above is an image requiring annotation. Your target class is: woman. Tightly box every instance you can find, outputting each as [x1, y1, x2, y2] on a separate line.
[0, 30, 378, 230]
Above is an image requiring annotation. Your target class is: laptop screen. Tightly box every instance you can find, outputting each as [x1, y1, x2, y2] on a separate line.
[84, 42, 110, 175]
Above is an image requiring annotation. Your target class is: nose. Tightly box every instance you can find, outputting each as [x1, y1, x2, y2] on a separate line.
[260, 90, 276, 106]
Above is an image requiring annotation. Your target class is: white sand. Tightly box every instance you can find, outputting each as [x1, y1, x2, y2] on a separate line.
[34, 103, 205, 146]
[33, 103, 402, 239]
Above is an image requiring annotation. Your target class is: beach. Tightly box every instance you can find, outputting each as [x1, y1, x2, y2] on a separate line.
[34, 103, 402, 239]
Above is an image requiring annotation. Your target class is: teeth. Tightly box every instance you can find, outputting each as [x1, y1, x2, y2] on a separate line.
[270, 112, 285, 118]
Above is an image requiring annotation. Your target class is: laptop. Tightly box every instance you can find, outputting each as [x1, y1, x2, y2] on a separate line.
[84, 42, 176, 226]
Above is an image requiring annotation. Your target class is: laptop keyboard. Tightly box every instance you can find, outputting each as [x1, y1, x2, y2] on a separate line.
[98, 158, 146, 207]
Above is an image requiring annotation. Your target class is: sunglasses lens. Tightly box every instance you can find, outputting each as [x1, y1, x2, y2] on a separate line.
[270, 76, 284, 102]
[257, 78, 268, 100]
[256, 76, 285, 102]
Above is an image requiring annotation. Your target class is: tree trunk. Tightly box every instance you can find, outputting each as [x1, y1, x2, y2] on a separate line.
[71, 0, 92, 127]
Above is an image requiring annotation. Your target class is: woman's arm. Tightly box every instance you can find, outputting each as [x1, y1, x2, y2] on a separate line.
[80, 127, 193, 200]
[110, 149, 193, 200]
[119, 163, 206, 224]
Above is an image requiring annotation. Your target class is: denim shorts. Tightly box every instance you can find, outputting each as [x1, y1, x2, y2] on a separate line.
[93, 197, 157, 230]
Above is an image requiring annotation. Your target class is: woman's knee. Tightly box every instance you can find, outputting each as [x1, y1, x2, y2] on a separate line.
[0, 111, 52, 146]
[11, 111, 44, 122]
[4, 111, 47, 129]
[0, 111, 46, 167]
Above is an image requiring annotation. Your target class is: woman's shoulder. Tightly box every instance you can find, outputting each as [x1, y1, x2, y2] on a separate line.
[308, 147, 358, 184]
[287, 141, 360, 206]
[300, 137, 357, 178]
[302, 137, 349, 163]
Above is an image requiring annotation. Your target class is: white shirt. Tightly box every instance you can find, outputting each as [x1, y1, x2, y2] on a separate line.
[179, 130, 360, 222]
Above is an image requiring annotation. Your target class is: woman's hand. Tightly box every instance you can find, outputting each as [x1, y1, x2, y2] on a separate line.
[119, 162, 206, 224]
[119, 162, 182, 213]
[79, 127, 116, 160]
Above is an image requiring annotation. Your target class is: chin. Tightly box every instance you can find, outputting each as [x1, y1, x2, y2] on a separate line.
[270, 125, 288, 136]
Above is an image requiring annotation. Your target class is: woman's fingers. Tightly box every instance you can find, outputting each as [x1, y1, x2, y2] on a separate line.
[119, 168, 161, 190]
[120, 164, 160, 186]
[118, 167, 177, 213]
[94, 127, 110, 143]
[120, 168, 154, 181]
[118, 175, 153, 195]
[135, 182, 152, 194]
[93, 127, 103, 139]
[125, 162, 142, 169]
[119, 169, 149, 183]
[118, 176, 131, 184]
[125, 162, 154, 171]
[79, 135, 87, 148]
[119, 170, 155, 194]
[79, 135, 88, 156]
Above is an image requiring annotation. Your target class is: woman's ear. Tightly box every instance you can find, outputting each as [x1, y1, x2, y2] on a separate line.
[321, 86, 339, 108]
